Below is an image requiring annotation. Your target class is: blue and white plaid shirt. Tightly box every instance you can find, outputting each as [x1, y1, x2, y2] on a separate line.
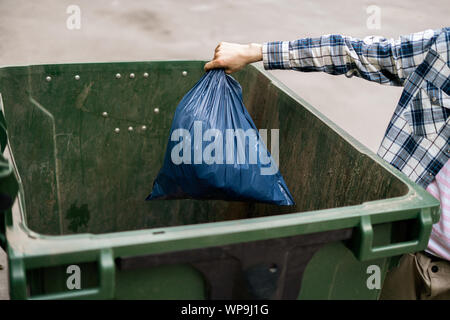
[263, 28, 450, 189]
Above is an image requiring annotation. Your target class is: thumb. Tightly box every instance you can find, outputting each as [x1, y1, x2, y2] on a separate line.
[204, 59, 222, 71]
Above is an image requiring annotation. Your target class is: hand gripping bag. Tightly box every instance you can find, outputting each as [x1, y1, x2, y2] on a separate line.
[147, 69, 294, 205]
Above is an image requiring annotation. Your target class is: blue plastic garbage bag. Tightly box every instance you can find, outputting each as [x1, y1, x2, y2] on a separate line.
[147, 69, 294, 205]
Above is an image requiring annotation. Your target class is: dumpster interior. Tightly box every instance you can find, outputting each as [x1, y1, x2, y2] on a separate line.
[0, 62, 409, 236]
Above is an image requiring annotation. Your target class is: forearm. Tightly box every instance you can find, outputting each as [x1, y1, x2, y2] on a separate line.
[262, 35, 403, 85]
[262, 30, 439, 86]
[246, 43, 263, 63]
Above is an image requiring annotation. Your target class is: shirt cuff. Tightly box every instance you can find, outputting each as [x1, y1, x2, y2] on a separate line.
[262, 41, 291, 70]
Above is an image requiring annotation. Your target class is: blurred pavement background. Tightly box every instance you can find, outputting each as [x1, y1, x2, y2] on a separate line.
[0, 0, 449, 299]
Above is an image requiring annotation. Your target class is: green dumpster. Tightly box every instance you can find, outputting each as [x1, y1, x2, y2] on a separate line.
[0, 61, 440, 300]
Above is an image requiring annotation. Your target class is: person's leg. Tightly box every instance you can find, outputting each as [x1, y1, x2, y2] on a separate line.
[381, 252, 450, 300]
[380, 253, 430, 300]
[426, 254, 450, 300]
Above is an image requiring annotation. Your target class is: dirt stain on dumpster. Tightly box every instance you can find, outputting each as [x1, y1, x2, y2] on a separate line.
[65, 202, 90, 233]
[75, 82, 93, 112]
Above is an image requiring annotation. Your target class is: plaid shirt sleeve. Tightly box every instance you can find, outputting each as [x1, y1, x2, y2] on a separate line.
[262, 29, 439, 86]
[263, 28, 449, 189]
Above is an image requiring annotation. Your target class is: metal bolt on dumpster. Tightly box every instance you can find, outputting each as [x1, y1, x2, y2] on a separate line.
[0, 61, 440, 300]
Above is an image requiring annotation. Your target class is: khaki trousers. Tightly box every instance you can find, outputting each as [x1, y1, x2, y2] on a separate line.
[380, 252, 450, 300]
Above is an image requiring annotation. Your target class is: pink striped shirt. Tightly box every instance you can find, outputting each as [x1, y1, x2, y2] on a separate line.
[426, 158, 450, 261]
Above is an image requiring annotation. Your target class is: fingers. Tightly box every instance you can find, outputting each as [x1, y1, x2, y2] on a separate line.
[204, 42, 232, 72]
[215, 42, 222, 53]
[204, 59, 222, 71]
[215, 41, 227, 53]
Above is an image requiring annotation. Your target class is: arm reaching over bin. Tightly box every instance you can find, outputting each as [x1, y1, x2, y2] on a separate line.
[205, 29, 439, 86]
